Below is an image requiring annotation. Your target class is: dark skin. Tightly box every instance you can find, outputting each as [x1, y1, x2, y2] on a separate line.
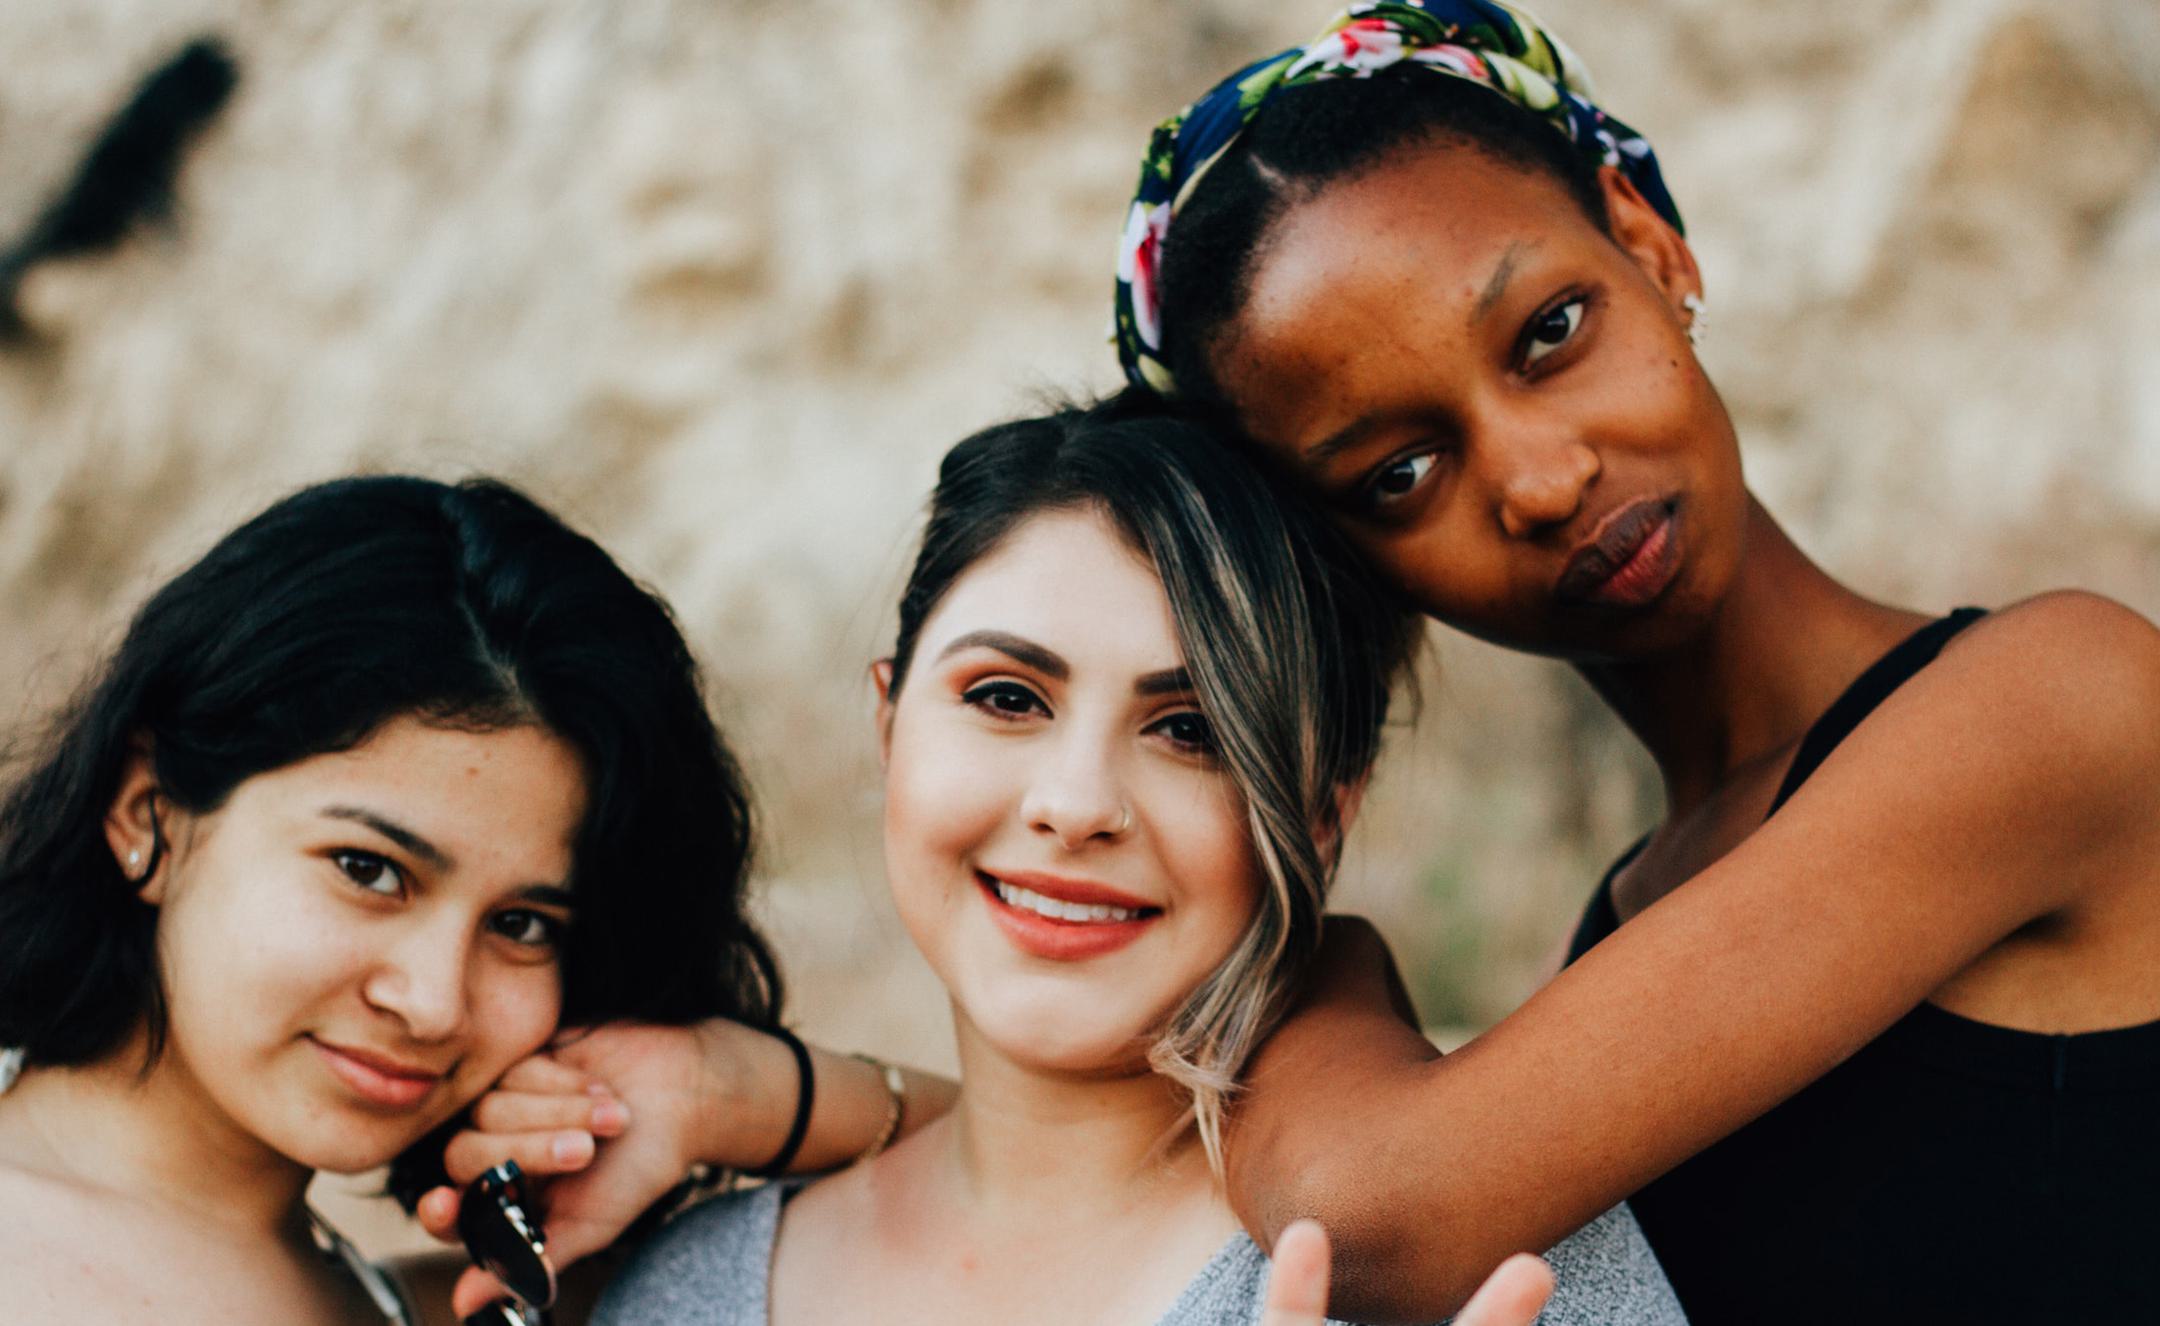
[1209, 137, 2160, 1320]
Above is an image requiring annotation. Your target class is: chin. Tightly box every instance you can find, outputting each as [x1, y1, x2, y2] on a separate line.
[963, 985, 1162, 1078]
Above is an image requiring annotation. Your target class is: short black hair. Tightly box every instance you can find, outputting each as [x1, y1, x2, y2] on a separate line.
[1158, 72, 1612, 415]
[0, 475, 781, 1203]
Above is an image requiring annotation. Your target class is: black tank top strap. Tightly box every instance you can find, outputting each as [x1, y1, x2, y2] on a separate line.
[1766, 607, 1987, 815]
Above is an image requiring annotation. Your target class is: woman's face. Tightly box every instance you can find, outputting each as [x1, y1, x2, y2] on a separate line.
[879, 508, 1261, 1076]
[1212, 140, 1748, 661]
[128, 716, 582, 1174]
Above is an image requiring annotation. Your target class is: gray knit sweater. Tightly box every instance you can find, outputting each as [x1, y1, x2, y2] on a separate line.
[591, 1183, 1686, 1325]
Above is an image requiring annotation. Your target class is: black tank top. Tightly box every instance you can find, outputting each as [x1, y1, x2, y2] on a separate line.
[1565, 609, 2160, 1323]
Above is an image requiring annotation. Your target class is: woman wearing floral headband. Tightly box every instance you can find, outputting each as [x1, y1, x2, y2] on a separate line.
[1108, 2, 2160, 1322]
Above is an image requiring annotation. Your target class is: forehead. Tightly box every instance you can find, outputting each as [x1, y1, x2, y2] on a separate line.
[1220, 140, 1598, 447]
[919, 508, 1183, 670]
[231, 717, 587, 880]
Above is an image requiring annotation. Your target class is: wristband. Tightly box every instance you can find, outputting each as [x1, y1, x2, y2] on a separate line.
[745, 1024, 814, 1179]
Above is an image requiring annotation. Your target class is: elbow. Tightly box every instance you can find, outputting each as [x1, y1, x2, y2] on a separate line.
[1237, 1128, 1496, 1323]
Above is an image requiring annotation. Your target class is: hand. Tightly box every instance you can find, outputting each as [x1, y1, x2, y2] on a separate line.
[415, 1019, 779, 1319]
[1259, 1221, 1553, 1326]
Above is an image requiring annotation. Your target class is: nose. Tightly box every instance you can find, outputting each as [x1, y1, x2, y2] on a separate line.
[1020, 724, 1133, 851]
[362, 914, 473, 1044]
[1486, 427, 1601, 540]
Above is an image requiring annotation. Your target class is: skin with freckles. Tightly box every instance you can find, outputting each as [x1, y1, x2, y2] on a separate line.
[1192, 133, 2160, 1320]
[0, 717, 584, 1325]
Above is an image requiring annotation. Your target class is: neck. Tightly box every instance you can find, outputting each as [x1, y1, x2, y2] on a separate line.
[929, 1009, 1218, 1234]
[0, 1030, 313, 1237]
[1575, 496, 1931, 815]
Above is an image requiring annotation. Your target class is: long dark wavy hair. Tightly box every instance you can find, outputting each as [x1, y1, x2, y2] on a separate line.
[0, 474, 781, 1204]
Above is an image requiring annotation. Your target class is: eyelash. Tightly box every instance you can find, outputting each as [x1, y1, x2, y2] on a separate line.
[333, 849, 405, 899]
[961, 680, 1217, 758]
[1517, 292, 1590, 370]
[961, 679, 1047, 721]
[332, 850, 565, 952]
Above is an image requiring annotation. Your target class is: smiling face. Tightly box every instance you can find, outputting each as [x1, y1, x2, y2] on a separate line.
[129, 716, 582, 1174]
[1212, 138, 1748, 661]
[879, 508, 1262, 1076]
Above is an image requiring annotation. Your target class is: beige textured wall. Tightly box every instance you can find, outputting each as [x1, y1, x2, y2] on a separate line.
[4, 0, 2158, 1247]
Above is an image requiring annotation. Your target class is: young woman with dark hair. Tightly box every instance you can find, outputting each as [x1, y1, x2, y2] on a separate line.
[0, 475, 790, 1323]
[1099, 3, 2160, 1322]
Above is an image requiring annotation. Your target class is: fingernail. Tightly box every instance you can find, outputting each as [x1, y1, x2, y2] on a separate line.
[551, 1131, 594, 1166]
[591, 1099, 630, 1133]
[463, 1302, 526, 1326]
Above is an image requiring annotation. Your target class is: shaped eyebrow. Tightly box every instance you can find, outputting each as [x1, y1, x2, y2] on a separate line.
[322, 805, 453, 871]
[935, 630, 1069, 680]
[1473, 241, 1532, 324]
[1136, 667, 1194, 697]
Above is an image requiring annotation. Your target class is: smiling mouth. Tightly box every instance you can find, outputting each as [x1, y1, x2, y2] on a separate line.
[1554, 497, 1683, 608]
[308, 1036, 447, 1111]
[975, 870, 1162, 961]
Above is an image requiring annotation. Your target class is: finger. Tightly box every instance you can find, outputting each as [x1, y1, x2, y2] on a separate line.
[450, 1266, 515, 1320]
[1260, 1219, 1330, 1326]
[1455, 1253, 1556, 1326]
[495, 1052, 605, 1096]
[414, 1185, 463, 1241]
[474, 1090, 630, 1138]
[443, 1128, 595, 1185]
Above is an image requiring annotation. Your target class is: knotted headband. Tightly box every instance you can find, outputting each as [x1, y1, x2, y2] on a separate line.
[1113, 0, 1683, 396]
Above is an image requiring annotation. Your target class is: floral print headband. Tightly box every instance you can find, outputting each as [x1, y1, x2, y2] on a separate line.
[1113, 0, 1683, 396]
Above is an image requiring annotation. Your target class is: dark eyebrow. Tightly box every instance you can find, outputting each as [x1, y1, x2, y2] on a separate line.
[1473, 242, 1529, 324]
[322, 806, 453, 871]
[935, 630, 1069, 680]
[1136, 667, 1195, 697]
[1302, 416, 1380, 469]
[516, 884, 576, 910]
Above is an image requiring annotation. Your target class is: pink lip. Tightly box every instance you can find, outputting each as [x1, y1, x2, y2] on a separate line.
[308, 1037, 446, 1110]
[977, 870, 1161, 962]
[1554, 497, 1683, 608]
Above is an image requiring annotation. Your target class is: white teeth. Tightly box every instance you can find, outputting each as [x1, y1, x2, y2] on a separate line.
[993, 881, 1140, 924]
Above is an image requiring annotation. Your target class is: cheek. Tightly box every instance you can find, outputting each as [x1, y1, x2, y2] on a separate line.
[881, 710, 1012, 903]
[464, 965, 561, 1079]
[157, 866, 370, 1052]
[1153, 778, 1265, 961]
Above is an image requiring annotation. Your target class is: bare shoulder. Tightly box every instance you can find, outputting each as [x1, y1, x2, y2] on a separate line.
[1931, 591, 2160, 769]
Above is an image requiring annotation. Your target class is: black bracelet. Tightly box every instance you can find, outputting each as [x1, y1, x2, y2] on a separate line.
[744, 1024, 814, 1179]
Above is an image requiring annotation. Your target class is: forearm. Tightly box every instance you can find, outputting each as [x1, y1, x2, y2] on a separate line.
[688, 1021, 957, 1174]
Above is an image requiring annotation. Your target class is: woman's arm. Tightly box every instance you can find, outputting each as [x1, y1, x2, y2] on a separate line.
[1228, 593, 2160, 1320]
[416, 1020, 957, 1319]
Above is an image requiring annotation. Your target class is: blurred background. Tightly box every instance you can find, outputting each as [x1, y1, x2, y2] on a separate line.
[3, 0, 2157, 1251]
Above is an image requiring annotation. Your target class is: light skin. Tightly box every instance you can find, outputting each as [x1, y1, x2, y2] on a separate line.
[1201, 138, 2160, 1317]
[768, 509, 1254, 1325]
[428, 512, 1562, 1324]
[0, 717, 585, 1326]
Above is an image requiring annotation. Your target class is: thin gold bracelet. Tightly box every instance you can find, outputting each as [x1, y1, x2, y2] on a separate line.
[849, 1053, 906, 1165]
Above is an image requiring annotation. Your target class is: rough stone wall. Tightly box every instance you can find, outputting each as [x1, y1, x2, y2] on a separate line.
[3, 0, 2157, 1248]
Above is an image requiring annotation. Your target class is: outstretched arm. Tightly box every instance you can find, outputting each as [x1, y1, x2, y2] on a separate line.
[1227, 595, 2160, 1320]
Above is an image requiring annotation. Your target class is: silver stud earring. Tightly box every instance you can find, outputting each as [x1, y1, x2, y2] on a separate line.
[1682, 292, 1707, 347]
[127, 848, 142, 869]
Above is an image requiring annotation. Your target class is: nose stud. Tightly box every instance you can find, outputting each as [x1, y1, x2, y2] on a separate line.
[1113, 805, 1133, 835]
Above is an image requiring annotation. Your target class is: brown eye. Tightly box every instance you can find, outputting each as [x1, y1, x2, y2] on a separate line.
[1148, 710, 1218, 756]
[1364, 452, 1437, 510]
[333, 850, 404, 898]
[489, 909, 563, 950]
[962, 680, 1047, 720]
[1523, 297, 1587, 365]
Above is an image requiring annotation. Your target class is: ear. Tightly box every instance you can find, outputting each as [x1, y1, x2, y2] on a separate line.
[1315, 778, 1368, 869]
[1597, 164, 1702, 324]
[869, 659, 897, 769]
[103, 738, 168, 902]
